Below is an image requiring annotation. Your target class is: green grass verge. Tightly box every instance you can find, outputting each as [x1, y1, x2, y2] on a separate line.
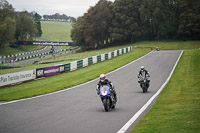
[134, 41, 200, 50]
[0, 49, 150, 101]
[131, 49, 200, 133]
[41, 21, 72, 42]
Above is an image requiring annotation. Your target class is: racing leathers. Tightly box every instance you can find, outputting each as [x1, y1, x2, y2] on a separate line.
[138, 69, 150, 88]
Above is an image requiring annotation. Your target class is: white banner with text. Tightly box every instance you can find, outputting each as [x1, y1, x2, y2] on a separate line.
[0, 70, 36, 87]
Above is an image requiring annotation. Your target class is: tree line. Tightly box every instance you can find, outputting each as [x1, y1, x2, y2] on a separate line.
[43, 13, 76, 22]
[71, 0, 200, 50]
[0, 0, 43, 48]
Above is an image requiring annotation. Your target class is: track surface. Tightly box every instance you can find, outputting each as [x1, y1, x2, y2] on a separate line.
[0, 50, 182, 133]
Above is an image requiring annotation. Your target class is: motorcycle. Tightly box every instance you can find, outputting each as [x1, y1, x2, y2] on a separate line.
[138, 76, 150, 93]
[99, 85, 116, 112]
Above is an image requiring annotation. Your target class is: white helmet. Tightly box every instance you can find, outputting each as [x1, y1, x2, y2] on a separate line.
[100, 74, 106, 82]
[141, 66, 145, 70]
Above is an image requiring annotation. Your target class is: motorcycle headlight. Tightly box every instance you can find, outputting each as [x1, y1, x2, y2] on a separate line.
[101, 90, 107, 96]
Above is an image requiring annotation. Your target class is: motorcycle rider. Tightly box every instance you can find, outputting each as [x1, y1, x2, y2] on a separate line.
[138, 66, 150, 88]
[96, 74, 117, 102]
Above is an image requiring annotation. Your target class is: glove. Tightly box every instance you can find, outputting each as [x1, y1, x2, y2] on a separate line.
[97, 91, 100, 95]
[109, 89, 114, 93]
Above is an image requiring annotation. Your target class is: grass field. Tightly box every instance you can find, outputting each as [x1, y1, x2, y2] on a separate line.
[131, 49, 200, 133]
[41, 21, 72, 42]
[134, 41, 200, 50]
[0, 21, 72, 56]
[0, 45, 45, 56]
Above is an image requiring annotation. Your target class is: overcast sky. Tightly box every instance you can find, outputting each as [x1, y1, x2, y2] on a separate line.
[7, 0, 115, 18]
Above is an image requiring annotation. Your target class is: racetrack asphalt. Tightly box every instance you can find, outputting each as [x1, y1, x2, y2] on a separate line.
[0, 50, 182, 133]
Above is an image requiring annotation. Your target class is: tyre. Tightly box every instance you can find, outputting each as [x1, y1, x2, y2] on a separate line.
[141, 83, 146, 93]
[103, 98, 109, 112]
[112, 102, 116, 109]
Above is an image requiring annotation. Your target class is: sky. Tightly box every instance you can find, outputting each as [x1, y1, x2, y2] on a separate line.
[7, 0, 115, 18]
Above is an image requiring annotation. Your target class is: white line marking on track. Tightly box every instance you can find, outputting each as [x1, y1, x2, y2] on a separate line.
[117, 50, 183, 133]
[0, 51, 153, 106]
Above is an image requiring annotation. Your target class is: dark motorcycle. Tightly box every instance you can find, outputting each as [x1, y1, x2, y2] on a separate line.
[99, 85, 116, 112]
[138, 76, 150, 93]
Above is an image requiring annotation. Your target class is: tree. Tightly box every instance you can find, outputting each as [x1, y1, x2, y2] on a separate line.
[42, 13, 76, 22]
[71, 17, 86, 50]
[71, 0, 200, 47]
[139, 0, 180, 40]
[31, 11, 42, 37]
[0, 0, 16, 48]
[110, 0, 141, 43]
[178, 0, 200, 40]
[71, 0, 113, 50]
[15, 12, 38, 41]
[85, 0, 113, 48]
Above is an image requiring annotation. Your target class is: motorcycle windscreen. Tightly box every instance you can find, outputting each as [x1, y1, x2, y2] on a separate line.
[100, 86, 110, 96]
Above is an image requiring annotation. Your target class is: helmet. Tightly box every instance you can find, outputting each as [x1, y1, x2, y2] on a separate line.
[100, 74, 106, 82]
[141, 66, 145, 70]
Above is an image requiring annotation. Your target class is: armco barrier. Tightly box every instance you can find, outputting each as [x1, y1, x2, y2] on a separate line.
[70, 61, 77, 71]
[65, 63, 71, 72]
[97, 55, 101, 62]
[92, 56, 97, 64]
[111, 51, 114, 58]
[83, 58, 88, 67]
[101, 54, 105, 61]
[105, 53, 108, 60]
[88, 57, 93, 65]
[77, 60, 83, 69]
[0, 46, 132, 87]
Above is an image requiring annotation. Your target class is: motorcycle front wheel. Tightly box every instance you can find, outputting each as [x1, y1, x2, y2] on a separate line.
[141, 83, 146, 93]
[103, 98, 110, 112]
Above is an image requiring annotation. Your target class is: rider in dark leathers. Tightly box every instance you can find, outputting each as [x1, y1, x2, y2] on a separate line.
[138, 66, 150, 88]
[96, 74, 117, 102]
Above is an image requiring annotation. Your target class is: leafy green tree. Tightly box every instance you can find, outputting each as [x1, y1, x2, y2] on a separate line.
[71, 17, 86, 50]
[15, 12, 38, 41]
[178, 0, 200, 39]
[31, 11, 42, 37]
[85, 0, 113, 48]
[71, 0, 113, 50]
[111, 0, 141, 43]
[71, 0, 200, 47]
[0, 0, 16, 48]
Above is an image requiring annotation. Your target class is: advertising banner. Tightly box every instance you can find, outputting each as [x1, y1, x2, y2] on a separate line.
[0, 70, 36, 87]
[36, 68, 44, 78]
[36, 65, 65, 78]
[18, 41, 74, 46]
[59, 65, 65, 73]
[43, 66, 60, 77]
